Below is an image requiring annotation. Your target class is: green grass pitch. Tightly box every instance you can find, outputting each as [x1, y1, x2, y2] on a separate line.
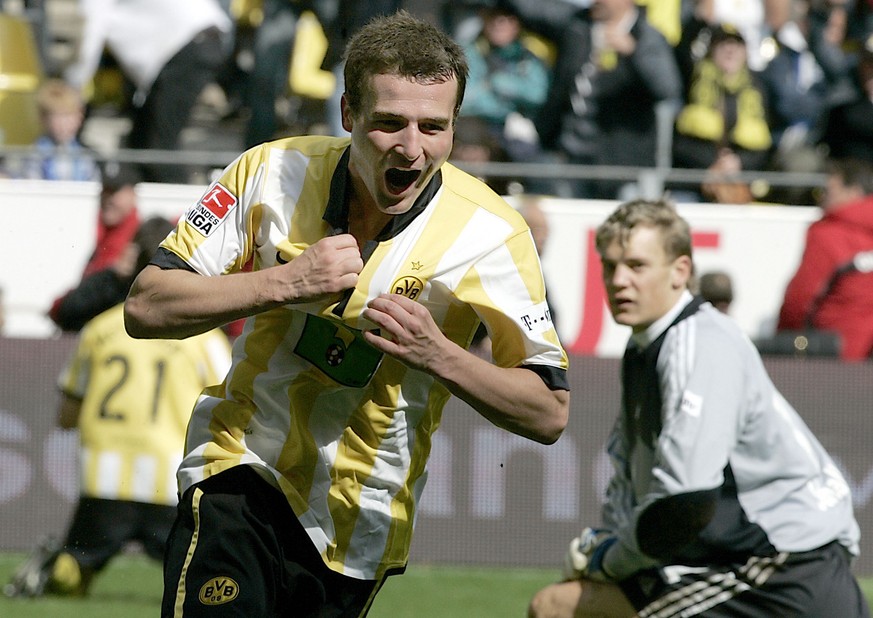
[0, 553, 870, 616]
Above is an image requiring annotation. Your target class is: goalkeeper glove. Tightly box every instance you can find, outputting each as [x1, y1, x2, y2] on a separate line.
[562, 527, 617, 582]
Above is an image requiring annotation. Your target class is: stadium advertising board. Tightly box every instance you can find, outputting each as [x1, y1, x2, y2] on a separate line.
[0, 181, 817, 356]
[2, 338, 871, 574]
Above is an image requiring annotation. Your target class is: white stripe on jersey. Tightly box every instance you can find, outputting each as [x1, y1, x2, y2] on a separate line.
[660, 317, 695, 426]
[267, 147, 308, 207]
[130, 454, 158, 504]
[93, 450, 122, 499]
[433, 206, 515, 292]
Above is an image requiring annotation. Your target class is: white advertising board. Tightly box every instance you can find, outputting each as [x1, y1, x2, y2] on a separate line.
[0, 180, 818, 355]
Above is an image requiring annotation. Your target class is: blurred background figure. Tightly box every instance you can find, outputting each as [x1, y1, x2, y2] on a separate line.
[0, 9, 44, 150]
[234, 0, 305, 148]
[48, 163, 141, 332]
[451, 114, 515, 195]
[758, 0, 852, 205]
[820, 43, 873, 165]
[4, 217, 232, 599]
[777, 157, 873, 361]
[509, 0, 682, 200]
[698, 270, 734, 313]
[458, 0, 550, 164]
[64, 0, 232, 184]
[3, 77, 100, 181]
[674, 0, 769, 83]
[672, 25, 772, 203]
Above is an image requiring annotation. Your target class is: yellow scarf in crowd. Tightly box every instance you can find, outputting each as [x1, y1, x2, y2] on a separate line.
[676, 59, 772, 151]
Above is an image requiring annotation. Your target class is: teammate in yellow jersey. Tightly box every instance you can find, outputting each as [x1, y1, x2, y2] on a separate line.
[5, 218, 231, 599]
[125, 10, 570, 617]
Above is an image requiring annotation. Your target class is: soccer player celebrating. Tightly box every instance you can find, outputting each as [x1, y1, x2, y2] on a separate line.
[124, 10, 569, 616]
[528, 199, 868, 617]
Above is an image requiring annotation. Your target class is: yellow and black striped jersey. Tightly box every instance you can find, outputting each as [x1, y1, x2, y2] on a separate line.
[58, 304, 232, 506]
[157, 135, 569, 579]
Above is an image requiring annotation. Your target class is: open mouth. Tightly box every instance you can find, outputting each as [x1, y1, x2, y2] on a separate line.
[385, 168, 421, 194]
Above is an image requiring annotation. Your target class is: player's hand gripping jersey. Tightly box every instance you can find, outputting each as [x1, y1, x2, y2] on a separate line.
[156, 135, 568, 579]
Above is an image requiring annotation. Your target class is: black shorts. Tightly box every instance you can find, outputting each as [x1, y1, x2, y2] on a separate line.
[619, 542, 871, 617]
[161, 465, 387, 618]
[64, 497, 176, 570]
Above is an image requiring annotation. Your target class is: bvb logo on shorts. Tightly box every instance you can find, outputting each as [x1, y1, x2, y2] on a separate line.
[199, 576, 239, 605]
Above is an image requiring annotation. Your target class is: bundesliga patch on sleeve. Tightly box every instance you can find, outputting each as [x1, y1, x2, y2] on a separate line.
[517, 300, 553, 334]
[186, 183, 237, 236]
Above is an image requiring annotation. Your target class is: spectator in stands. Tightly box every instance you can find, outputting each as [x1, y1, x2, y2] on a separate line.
[48, 164, 141, 332]
[777, 157, 873, 361]
[239, 0, 306, 148]
[674, 0, 769, 84]
[506, 0, 683, 200]
[845, 0, 873, 50]
[698, 269, 734, 313]
[3, 78, 100, 182]
[758, 0, 852, 205]
[451, 114, 517, 195]
[672, 25, 772, 203]
[64, 0, 232, 184]
[459, 0, 551, 163]
[820, 44, 873, 164]
[4, 217, 232, 599]
[807, 0, 870, 58]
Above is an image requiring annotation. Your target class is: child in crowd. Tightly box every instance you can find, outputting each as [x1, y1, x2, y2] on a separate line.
[5, 78, 100, 182]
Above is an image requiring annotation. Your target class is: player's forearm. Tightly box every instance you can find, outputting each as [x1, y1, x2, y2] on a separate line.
[124, 265, 285, 339]
[434, 349, 569, 444]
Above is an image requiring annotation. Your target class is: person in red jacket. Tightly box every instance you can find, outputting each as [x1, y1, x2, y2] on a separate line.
[777, 157, 873, 361]
[48, 164, 141, 332]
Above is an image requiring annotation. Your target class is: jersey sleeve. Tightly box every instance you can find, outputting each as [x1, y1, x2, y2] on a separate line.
[160, 148, 267, 276]
[460, 227, 569, 380]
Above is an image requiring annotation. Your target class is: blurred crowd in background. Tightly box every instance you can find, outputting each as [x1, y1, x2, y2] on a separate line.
[0, 0, 871, 203]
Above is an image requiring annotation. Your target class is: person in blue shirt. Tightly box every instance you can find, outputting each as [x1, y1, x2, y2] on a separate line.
[6, 78, 100, 182]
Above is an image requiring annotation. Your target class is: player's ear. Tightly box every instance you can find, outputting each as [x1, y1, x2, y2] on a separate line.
[671, 255, 693, 290]
[341, 94, 354, 132]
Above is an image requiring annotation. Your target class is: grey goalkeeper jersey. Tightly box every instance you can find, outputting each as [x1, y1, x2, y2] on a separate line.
[601, 292, 861, 581]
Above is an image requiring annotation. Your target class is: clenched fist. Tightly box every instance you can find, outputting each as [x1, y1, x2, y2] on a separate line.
[276, 234, 363, 304]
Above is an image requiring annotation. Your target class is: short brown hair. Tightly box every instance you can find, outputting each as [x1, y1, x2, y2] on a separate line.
[595, 198, 693, 263]
[36, 78, 83, 115]
[343, 10, 468, 120]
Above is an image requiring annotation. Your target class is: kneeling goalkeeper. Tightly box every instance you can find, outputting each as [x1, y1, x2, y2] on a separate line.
[529, 199, 869, 618]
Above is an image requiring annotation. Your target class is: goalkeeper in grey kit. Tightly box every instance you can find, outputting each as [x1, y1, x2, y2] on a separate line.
[529, 199, 869, 617]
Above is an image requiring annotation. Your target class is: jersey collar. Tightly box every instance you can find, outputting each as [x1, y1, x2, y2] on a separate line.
[630, 289, 694, 350]
[322, 147, 444, 246]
